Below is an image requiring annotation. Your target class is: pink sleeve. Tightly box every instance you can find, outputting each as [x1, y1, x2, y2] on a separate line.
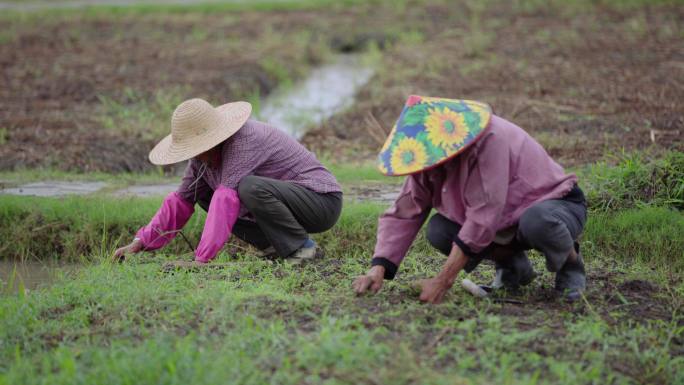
[372, 174, 432, 267]
[194, 186, 240, 263]
[136, 192, 195, 251]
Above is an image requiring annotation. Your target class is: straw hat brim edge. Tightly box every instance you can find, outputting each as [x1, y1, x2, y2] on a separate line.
[148, 101, 252, 166]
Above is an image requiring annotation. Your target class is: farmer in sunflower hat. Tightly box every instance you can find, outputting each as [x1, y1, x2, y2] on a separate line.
[352, 95, 587, 302]
[113, 98, 342, 266]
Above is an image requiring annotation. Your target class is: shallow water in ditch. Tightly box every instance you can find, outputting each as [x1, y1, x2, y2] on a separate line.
[0, 260, 77, 293]
[0, 54, 374, 198]
[257, 54, 374, 138]
[0, 181, 107, 197]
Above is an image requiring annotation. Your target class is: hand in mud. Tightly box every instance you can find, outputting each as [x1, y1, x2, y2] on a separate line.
[112, 239, 144, 262]
[416, 277, 452, 304]
[352, 265, 385, 295]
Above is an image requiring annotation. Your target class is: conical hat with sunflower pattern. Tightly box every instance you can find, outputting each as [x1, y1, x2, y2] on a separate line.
[377, 95, 492, 176]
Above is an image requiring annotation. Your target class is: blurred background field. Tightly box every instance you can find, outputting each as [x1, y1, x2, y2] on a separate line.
[0, 0, 682, 172]
[0, 1, 683, 384]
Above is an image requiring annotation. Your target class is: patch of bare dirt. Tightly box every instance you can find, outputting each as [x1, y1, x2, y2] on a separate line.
[303, 3, 684, 167]
[1, 3, 681, 172]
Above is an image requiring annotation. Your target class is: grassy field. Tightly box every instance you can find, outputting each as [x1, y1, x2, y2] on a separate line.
[1, 0, 683, 384]
[1, 153, 683, 384]
[0, 201, 682, 384]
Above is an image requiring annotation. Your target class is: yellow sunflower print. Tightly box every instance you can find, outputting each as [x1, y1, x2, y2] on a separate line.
[425, 107, 468, 149]
[390, 137, 428, 175]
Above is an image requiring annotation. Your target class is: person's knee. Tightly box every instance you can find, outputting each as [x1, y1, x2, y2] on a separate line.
[518, 205, 557, 246]
[518, 204, 573, 272]
[237, 176, 270, 209]
[426, 214, 454, 255]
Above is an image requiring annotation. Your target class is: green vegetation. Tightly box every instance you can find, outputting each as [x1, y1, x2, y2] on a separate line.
[96, 87, 188, 142]
[0, 128, 7, 145]
[582, 151, 684, 210]
[2, 192, 683, 270]
[2, 151, 680, 384]
[0, 196, 682, 384]
[0, 0, 378, 20]
[1, 0, 683, 383]
[0, 161, 392, 186]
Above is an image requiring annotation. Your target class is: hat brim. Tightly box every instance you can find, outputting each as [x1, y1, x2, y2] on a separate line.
[148, 101, 252, 166]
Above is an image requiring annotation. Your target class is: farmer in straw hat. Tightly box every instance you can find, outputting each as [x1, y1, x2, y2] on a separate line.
[113, 98, 342, 265]
[353, 96, 587, 302]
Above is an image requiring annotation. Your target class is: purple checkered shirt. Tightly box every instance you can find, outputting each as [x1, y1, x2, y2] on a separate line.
[176, 120, 341, 214]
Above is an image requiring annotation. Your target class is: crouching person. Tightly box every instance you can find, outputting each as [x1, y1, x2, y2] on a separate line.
[113, 98, 342, 266]
[352, 96, 587, 302]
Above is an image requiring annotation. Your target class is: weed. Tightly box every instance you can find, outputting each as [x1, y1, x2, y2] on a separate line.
[582, 150, 684, 210]
[0, 128, 8, 145]
[95, 87, 187, 142]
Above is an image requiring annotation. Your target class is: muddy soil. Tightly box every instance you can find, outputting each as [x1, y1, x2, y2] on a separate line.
[302, 3, 684, 167]
[1, 2, 682, 172]
[0, 10, 352, 171]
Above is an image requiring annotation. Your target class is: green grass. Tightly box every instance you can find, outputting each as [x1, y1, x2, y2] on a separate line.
[1, 190, 683, 268]
[1, 156, 683, 383]
[0, 161, 396, 186]
[95, 87, 188, 142]
[0, 198, 682, 384]
[581, 151, 684, 211]
[0, 0, 381, 21]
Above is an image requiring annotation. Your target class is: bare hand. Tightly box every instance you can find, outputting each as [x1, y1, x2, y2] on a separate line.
[417, 277, 452, 304]
[112, 239, 144, 262]
[352, 265, 385, 295]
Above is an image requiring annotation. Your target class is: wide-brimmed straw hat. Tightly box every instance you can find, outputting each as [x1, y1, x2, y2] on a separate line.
[377, 95, 492, 176]
[148, 98, 252, 165]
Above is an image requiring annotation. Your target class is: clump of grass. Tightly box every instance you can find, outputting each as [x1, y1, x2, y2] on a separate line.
[584, 206, 684, 271]
[582, 150, 684, 210]
[1, 192, 682, 275]
[95, 87, 187, 142]
[0, 127, 8, 145]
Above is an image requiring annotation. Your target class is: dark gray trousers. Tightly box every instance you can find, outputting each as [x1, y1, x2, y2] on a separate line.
[198, 176, 342, 258]
[426, 189, 587, 273]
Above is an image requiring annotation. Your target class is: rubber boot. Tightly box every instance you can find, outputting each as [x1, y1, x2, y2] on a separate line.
[492, 251, 537, 290]
[555, 242, 586, 302]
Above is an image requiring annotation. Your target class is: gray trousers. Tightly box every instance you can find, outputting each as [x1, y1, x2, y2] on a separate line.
[198, 176, 342, 258]
[426, 188, 587, 273]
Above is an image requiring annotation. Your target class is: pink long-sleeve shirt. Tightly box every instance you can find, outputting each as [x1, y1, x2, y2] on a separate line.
[135, 119, 341, 262]
[372, 115, 577, 278]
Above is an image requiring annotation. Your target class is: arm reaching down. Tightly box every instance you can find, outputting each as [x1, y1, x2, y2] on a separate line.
[371, 173, 433, 279]
[194, 186, 240, 263]
[136, 192, 195, 250]
[113, 192, 195, 262]
[353, 174, 432, 294]
[417, 243, 469, 304]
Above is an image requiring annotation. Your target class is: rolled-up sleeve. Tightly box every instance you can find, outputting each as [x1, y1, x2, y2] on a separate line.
[372, 174, 432, 279]
[456, 134, 510, 256]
